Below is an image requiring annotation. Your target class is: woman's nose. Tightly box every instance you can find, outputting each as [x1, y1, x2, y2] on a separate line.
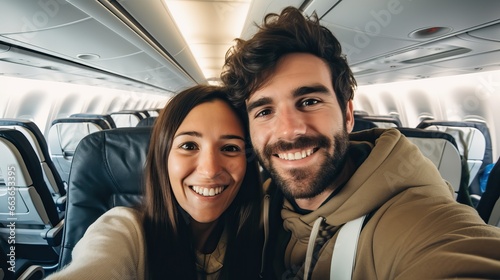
[196, 149, 224, 178]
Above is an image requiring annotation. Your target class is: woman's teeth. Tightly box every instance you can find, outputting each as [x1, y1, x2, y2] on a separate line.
[191, 186, 225, 196]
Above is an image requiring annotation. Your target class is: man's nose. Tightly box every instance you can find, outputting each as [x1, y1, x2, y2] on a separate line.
[275, 108, 307, 140]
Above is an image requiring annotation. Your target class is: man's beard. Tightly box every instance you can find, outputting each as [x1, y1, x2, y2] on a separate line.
[257, 129, 349, 200]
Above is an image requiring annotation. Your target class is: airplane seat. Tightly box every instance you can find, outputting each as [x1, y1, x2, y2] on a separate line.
[136, 116, 157, 127]
[110, 110, 145, 128]
[0, 119, 67, 211]
[476, 158, 500, 226]
[0, 128, 64, 269]
[69, 113, 117, 129]
[396, 127, 470, 205]
[47, 118, 112, 184]
[57, 127, 151, 269]
[352, 118, 377, 132]
[1, 238, 45, 280]
[355, 115, 402, 129]
[137, 110, 151, 118]
[417, 120, 493, 201]
[145, 109, 160, 117]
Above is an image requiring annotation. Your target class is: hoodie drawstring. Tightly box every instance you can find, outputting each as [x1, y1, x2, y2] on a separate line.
[304, 216, 325, 280]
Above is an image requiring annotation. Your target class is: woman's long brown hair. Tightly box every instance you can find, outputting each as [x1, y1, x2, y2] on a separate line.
[141, 85, 262, 279]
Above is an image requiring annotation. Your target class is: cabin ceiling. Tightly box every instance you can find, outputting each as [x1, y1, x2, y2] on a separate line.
[1, 0, 500, 94]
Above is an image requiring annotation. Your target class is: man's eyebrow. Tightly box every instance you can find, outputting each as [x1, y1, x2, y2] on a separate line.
[246, 84, 330, 113]
[293, 84, 330, 98]
[246, 96, 272, 113]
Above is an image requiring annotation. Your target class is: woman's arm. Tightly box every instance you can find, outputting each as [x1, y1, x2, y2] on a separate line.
[46, 207, 146, 280]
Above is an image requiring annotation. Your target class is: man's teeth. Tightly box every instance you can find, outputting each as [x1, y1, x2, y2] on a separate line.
[192, 186, 225, 196]
[277, 149, 314, 161]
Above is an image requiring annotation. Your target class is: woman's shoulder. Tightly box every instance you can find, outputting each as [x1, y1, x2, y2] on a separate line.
[89, 206, 143, 233]
[104, 206, 141, 218]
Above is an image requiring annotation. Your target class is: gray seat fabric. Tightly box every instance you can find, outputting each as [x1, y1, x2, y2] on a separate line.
[417, 120, 493, 198]
[0, 128, 63, 268]
[0, 119, 66, 208]
[397, 128, 467, 204]
[47, 118, 111, 183]
[57, 127, 151, 269]
[110, 111, 145, 128]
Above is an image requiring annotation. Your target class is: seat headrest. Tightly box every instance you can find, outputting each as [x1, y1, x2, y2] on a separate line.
[417, 120, 492, 165]
[352, 119, 377, 132]
[136, 116, 157, 127]
[70, 114, 117, 129]
[0, 118, 49, 161]
[68, 126, 151, 208]
[110, 112, 144, 127]
[397, 127, 462, 195]
[59, 126, 151, 267]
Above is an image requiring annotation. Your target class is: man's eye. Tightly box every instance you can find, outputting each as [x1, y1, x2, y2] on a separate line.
[180, 142, 198, 150]
[256, 109, 272, 118]
[301, 99, 319, 107]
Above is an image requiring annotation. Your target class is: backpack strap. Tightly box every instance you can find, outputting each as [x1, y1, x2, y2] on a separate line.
[330, 215, 367, 280]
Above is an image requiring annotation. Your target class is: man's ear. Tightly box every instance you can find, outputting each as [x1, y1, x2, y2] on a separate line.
[345, 100, 354, 133]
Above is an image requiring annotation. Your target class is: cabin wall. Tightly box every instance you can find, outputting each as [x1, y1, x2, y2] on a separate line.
[354, 70, 500, 160]
[0, 76, 169, 136]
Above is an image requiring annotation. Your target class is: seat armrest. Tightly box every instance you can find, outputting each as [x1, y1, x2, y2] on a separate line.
[56, 195, 67, 212]
[42, 219, 64, 247]
[470, 194, 481, 208]
[17, 264, 45, 280]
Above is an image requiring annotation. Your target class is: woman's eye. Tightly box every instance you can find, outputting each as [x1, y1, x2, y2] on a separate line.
[180, 142, 198, 150]
[222, 144, 242, 153]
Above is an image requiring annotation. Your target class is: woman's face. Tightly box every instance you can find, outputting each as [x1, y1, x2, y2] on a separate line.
[168, 99, 247, 223]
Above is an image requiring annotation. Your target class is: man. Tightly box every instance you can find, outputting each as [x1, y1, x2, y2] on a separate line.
[221, 6, 500, 280]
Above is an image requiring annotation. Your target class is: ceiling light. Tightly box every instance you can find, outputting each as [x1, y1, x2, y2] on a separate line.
[77, 53, 100, 60]
[164, 0, 251, 83]
[409, 27, 452, 39]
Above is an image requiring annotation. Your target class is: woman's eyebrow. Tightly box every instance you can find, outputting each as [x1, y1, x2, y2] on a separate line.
[174, 131, 244, 142]
[174, 131, 201, 139]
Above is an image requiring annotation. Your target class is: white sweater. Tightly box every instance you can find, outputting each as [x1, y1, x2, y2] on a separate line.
[46, 207, 146, 280]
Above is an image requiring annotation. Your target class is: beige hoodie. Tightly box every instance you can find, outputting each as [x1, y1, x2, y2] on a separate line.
[262, 128, 500, 279]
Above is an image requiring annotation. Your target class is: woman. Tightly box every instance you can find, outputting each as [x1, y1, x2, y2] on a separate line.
[47, 85, 262, 279]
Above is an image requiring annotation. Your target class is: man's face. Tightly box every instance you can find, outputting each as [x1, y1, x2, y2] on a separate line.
[246, 53, 354, 208]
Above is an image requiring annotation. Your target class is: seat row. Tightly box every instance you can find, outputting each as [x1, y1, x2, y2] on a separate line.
[0, 111, 158, 277]
[352, 116, 498, 225]
[0, 124, 151, 277]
